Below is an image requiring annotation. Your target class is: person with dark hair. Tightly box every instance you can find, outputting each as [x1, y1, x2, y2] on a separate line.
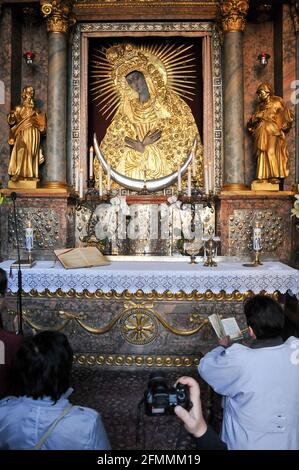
[0, 331, 110, 450]
[0, 268, 23, 399]
[198, 295, 299, 450]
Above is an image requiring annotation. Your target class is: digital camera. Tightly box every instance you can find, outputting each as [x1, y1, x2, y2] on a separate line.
[145, 372, 191, 415]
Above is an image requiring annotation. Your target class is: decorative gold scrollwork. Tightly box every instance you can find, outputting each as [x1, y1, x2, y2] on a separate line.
[120, 308, 158, 345]
[14, 288, 279, 301]
[218, 0, 249, 32]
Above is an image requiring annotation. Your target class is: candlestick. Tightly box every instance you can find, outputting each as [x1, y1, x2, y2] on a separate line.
[98, 166, 103, 197]
[187, 165, 192, 197]
[89, 146, 94, 179]
[253, 221, 262, 251]
[177, 164, 181, 192]
[192, 151, 196, 178]
[25, 220, 33, 253]
[208, 160, 213, 193]
[79, 168, 84, 199]
[107, 163, 111, 192]
[75, 165, 79, 192]
[204, 164, 209, 194]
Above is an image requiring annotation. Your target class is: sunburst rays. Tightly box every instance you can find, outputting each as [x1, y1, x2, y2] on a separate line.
[90, 42, 197, 120]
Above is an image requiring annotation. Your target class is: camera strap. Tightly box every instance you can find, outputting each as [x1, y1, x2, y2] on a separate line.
[136, 397, 146, 449]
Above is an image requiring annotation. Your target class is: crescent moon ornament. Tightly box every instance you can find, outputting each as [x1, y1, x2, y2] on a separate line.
[94, 133, 196, 192]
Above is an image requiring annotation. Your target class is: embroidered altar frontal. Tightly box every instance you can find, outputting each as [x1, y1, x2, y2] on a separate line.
[1, 260, 298, 369]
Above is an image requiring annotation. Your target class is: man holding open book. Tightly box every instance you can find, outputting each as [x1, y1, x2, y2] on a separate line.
[199, 295, 299, 450]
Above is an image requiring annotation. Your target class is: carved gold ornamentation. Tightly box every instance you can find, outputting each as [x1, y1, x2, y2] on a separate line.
[73, 353, 200, 368]
[219, 0, 249, 32]
[291, 1, 299, 33]
[120, 308, 158, 344]
[72, 22, 223, 193]
[75, 0, 217, 7]
[92, 42, 202, 182]
[41, 0, 76, 34]
[19, 288, 280, 301]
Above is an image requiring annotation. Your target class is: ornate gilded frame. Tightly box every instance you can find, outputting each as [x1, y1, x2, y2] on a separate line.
[71, 21, 223, 192]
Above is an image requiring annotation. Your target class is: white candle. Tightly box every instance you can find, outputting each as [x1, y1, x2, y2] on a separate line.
[177, 164, 181, 192]
[25, 221, 33, 252]
[98, 166, 103, 197]
[192, 150, 196, 178]
[89, 146, 94, 179]
[187, 165, 192, 197]
[107, 163, 111, 192]
[79, 168, 84, 199]
[75, 165, 79, 192]
[208, 160, 213, 193]
[253, 223, 262, 251]
[204, 164, 209, 194]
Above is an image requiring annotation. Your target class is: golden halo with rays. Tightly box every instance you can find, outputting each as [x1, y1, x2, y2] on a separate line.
[90, 42, 197, 120]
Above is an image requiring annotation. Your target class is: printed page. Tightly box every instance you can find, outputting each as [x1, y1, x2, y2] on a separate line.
[54, 248, 87, 269]
[54, 247, 109, 269]
[80, 247, 109, 266]
[221, 318, 243, 340]
[208, 314, 225, 338]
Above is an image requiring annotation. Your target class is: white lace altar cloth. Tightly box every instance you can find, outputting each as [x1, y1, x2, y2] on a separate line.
[0, 260, 298, 295]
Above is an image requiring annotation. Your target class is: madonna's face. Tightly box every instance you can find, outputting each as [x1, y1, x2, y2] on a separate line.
[126, 71, 147, 94]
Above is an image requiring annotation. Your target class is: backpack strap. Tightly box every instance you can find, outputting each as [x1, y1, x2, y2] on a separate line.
[33, 403, 73, 450]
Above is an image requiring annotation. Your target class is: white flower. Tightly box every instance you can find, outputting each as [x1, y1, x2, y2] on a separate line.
[291, 195, 299, 219]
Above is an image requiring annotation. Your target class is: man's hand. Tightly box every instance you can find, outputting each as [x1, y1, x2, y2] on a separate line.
[174, 376, 207, 438]
[218, 335, 231, 348]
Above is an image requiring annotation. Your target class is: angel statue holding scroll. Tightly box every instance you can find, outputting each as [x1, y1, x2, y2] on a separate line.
[91, 42, 203, 189]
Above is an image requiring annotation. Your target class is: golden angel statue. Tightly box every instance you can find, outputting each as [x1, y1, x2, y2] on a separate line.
[91, 42, 202, 186]
[247, 83, 294, 184]
[7, 86, 46, 187]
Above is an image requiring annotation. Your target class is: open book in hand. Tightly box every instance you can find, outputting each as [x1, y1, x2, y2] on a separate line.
[54, 247, 110, 269]
[208, 313, 243, 341]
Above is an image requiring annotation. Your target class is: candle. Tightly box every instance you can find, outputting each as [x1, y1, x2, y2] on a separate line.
[89, 146, 94, 179]
[75, 165, 79, 192]
[192, 150, 196, 178]
[107, 163, 111, 192]
[253, 222, 262, 251]
[79, 168, 84, 199]
[187, 165, 192, 197]
[25, 220, 33, 252]
[208, 160, 213, 193]
[177, 164, 181, 192]
[98, 166, 103, 197]
[204, 164, 209, 194]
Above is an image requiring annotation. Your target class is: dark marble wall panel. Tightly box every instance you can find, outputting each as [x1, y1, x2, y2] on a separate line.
[243, 22, 274, 187]
[282, 4, 296, 190]
[21, 20, 48, 111]
[3, 295, 249, 366]
[0, 8, 12, 187]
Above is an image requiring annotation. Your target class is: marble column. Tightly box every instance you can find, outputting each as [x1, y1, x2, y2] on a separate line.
[40, 0, 75, 189]
[219, 0, 249, 190]
[291, 1, 299, 186]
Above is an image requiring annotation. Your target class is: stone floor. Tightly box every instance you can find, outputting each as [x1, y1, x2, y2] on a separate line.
[70, 366, 221, 451]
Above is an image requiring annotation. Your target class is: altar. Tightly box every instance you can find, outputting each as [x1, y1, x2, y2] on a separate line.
[1, 259, 298, 369]
[0, 1, 299, 373]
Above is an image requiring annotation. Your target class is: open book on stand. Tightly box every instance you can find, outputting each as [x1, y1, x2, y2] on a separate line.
[54, 247, 110, 269]
[208, 313, 243, 340]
